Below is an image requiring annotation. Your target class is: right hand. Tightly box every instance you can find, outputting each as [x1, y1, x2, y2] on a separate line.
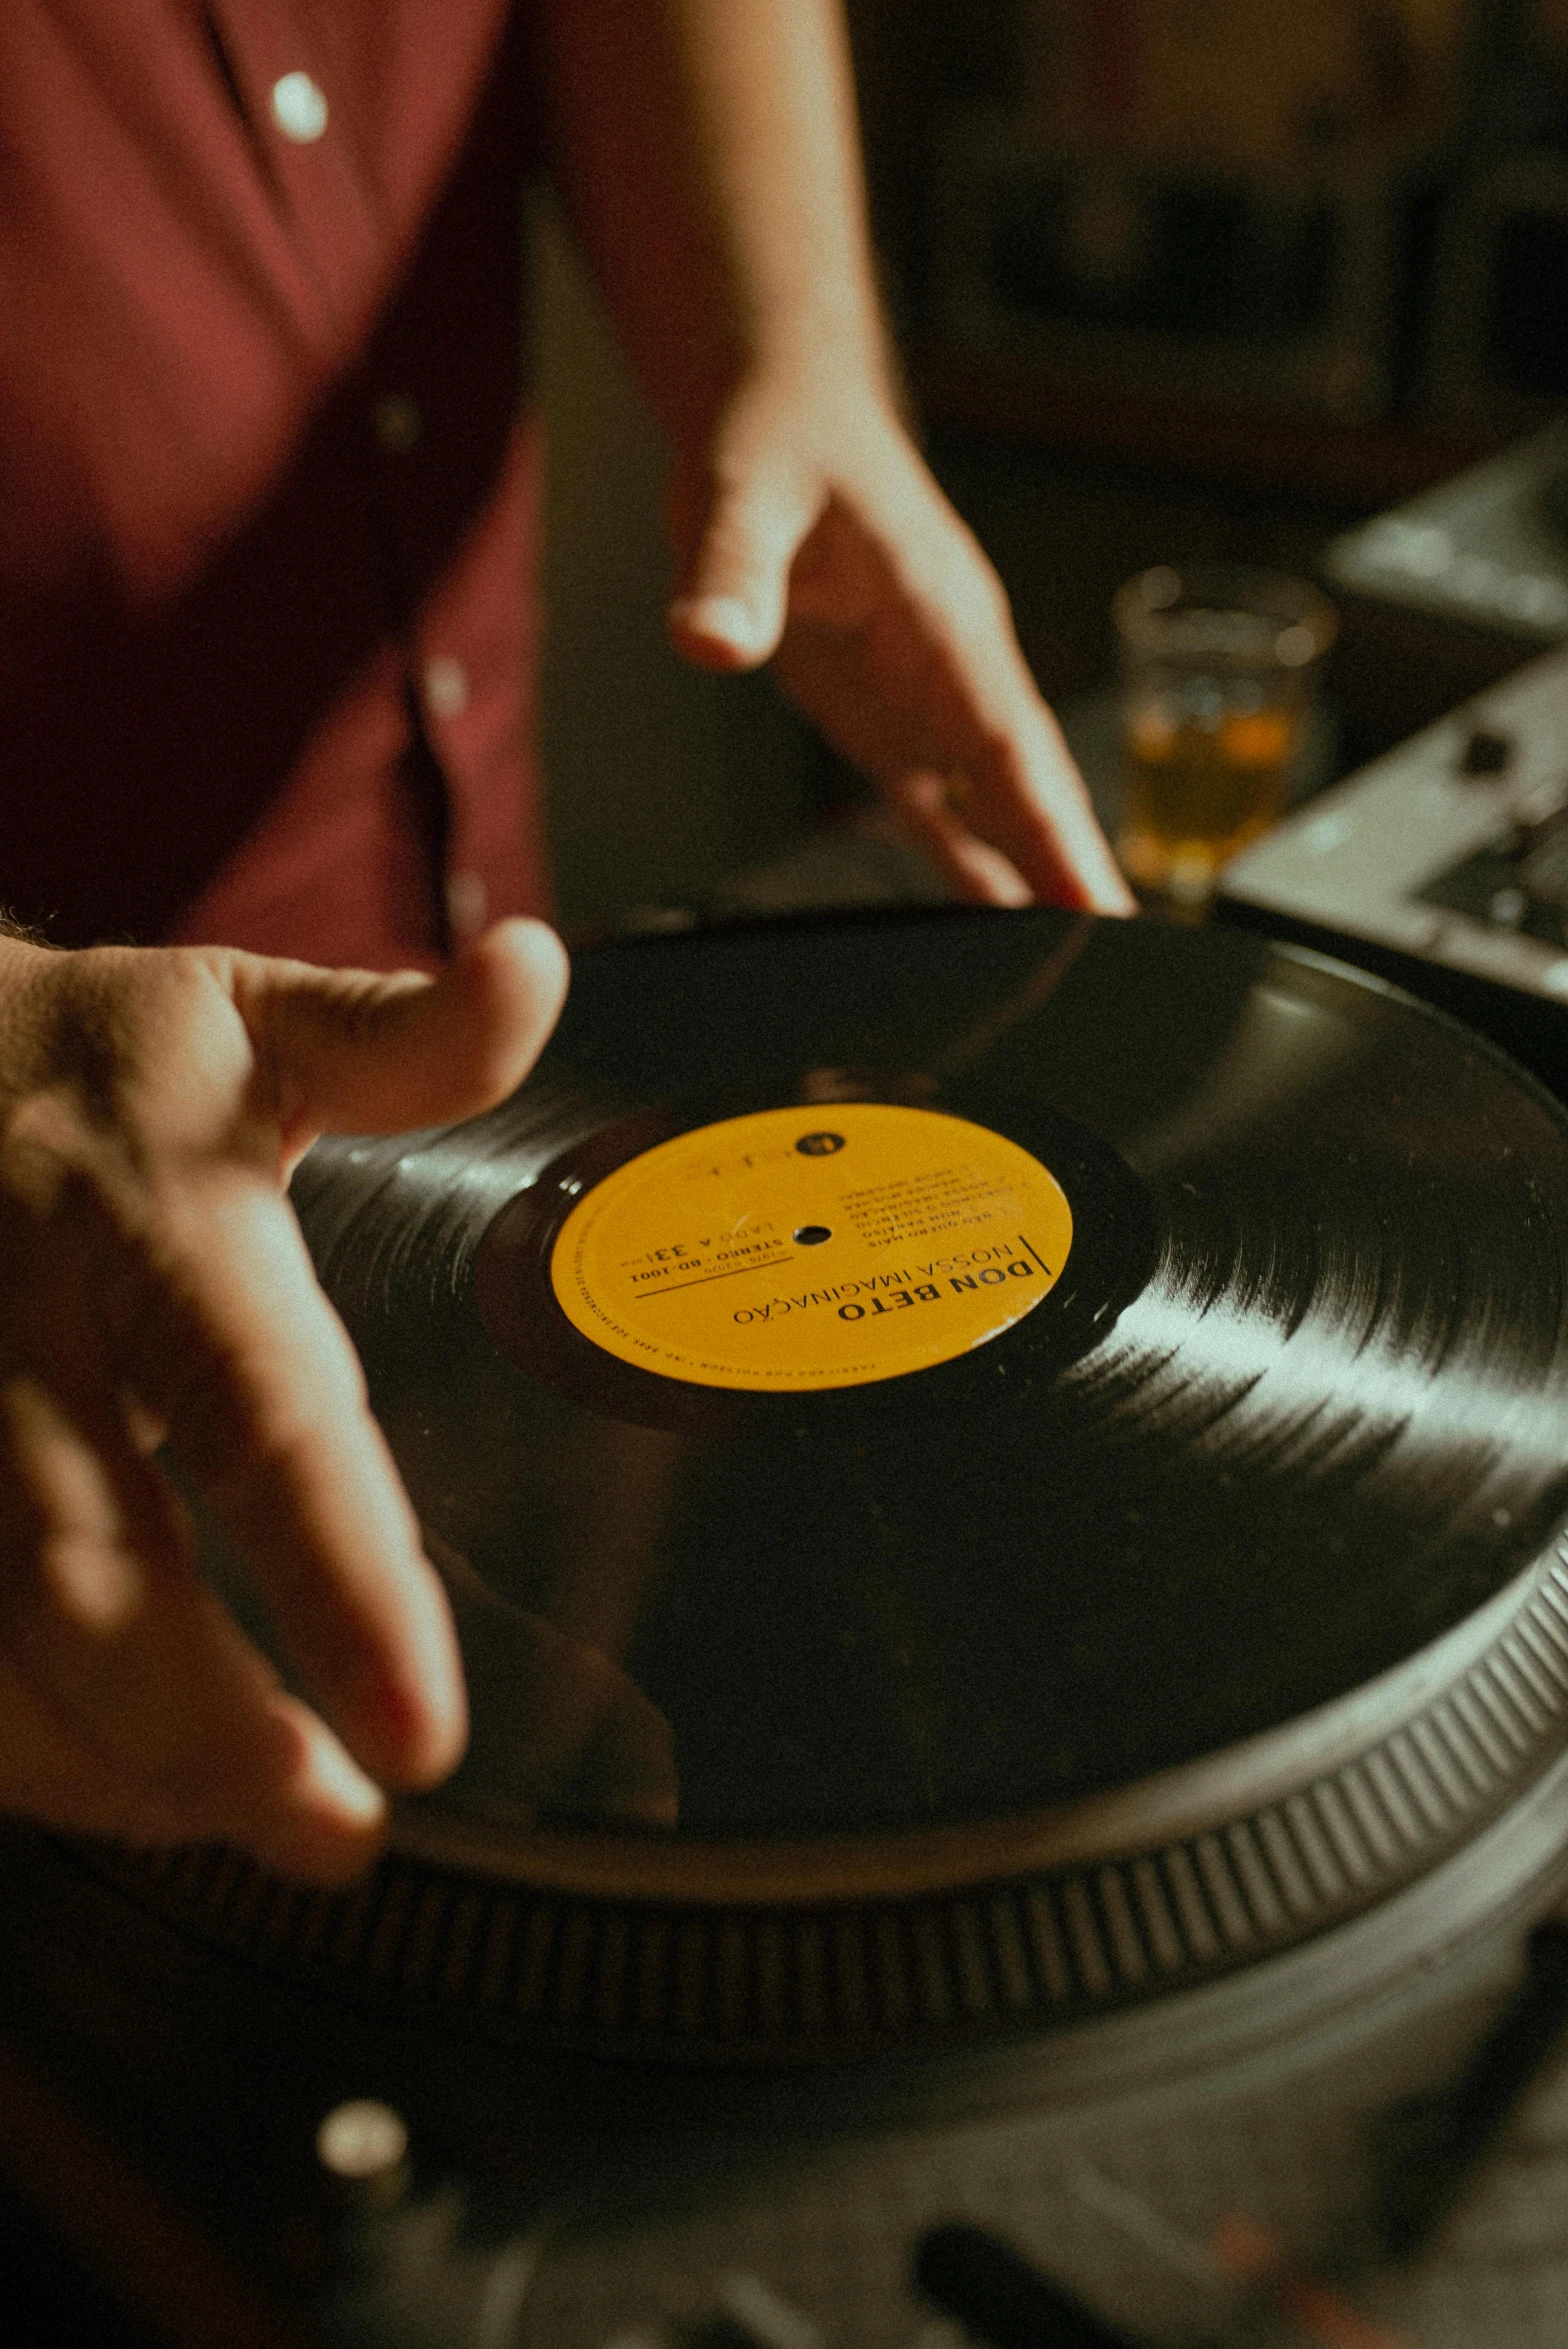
[0, 919, 568, 1882]
[664, 362, 1133, 914]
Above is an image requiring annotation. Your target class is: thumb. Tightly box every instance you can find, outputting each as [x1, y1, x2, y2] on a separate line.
[235, 917, 570, 1151]
[666, 459, 820, 673]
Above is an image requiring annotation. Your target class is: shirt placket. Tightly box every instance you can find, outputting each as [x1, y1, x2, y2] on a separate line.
[203, 0, 463, 955]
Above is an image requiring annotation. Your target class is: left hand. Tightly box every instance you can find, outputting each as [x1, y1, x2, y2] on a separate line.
[664, 365, 1134, 914]
[0, 920, 568, 1880]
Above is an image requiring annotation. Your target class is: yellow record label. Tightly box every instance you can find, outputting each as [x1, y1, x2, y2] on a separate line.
[549, 1103, 1072, 1392]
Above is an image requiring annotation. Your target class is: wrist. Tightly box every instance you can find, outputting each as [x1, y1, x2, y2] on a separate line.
[671, 324, 903, 470]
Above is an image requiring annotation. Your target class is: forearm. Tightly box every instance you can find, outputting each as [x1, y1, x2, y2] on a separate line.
[540, 0, 894, 443]
[541, 0, 1130, 912]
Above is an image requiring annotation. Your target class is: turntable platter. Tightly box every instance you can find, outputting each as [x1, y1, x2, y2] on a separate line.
[91, 910, 1568, 2059]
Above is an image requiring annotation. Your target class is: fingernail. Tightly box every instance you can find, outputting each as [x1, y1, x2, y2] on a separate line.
[671, 594, 762, 652]
[991, 866, 1034, 910]
[302, 1727, 387, 1827]
[366, 1659, 468, 1787]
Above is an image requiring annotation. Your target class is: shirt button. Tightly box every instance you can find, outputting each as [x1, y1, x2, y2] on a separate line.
[423, 657, 470, 720]
[371, 392, 422, 454]
[271, 71, 329, 143]
[445, 870, 488, 941]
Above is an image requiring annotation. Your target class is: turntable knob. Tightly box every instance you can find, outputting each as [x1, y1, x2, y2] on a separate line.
[303, 2110, 536, 2349]
[1459, 725, 1515, 777]
[314, 2099, 411, 2214]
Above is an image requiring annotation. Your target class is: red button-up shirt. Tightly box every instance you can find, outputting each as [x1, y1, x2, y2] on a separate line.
[0, 0, 549, 969]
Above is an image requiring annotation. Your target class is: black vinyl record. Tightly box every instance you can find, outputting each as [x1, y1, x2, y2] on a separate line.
[286, 908, 1568, 1860]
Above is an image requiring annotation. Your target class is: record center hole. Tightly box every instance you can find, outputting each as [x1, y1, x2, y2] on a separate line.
[794, 1225, 833, 1246]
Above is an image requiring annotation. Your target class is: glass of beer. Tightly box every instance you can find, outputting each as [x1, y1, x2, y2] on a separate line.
[1113, 564, 1337, 912]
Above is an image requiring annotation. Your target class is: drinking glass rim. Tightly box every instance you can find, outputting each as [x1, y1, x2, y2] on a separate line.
[1114, 563, 1338, 666]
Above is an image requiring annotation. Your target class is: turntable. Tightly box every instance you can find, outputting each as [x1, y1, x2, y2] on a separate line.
[1218, 640, 1568, 1098]
[5, 907, 1568, 2348]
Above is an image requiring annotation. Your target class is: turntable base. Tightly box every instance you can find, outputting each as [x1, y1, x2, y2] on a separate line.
[6, 908, 1568, 2345]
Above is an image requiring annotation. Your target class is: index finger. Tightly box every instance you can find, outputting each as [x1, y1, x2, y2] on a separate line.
[0, 1301, 393, 1879]
[904, 708, 1134, 915]
[892, 564, 1134, 912]
[102, 1168, 466, 1791]
[775, 478, 1134, 912]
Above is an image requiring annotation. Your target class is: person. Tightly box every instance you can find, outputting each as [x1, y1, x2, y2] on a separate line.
[0, 0, 1131, 1883]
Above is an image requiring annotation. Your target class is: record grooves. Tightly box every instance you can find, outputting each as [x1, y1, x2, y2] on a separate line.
[76, 908, 1568, 2063]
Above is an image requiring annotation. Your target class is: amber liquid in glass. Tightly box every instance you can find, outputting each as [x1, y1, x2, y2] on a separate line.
[1116, 704, 1299, 903]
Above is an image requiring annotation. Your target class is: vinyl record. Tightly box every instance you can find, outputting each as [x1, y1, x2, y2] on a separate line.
[281, 909, 1568, 1827]
[152, 907, 1568, 2057]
